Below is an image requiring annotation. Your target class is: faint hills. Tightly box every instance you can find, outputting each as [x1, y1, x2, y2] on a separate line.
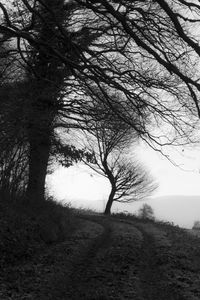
[125, 195, 200, 229]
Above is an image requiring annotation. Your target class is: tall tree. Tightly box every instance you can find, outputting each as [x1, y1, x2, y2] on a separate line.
[0, 0, 106, 202]
[24, 0, 67, 202]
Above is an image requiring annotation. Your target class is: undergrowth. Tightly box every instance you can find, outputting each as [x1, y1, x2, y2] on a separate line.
[0, 196, 77, 268]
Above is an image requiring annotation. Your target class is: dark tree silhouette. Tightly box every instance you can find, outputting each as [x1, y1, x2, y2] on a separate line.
[0, 0, 100, 202]
[81, 116, 157, 214]
[0, 1, 199, 202]
[0, 35, 29, 199]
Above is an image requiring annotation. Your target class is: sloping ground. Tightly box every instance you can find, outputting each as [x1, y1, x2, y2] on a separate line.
[1, 214, 200, 299]
[0, 218, 104, 299]
[116, 218, 200, 300]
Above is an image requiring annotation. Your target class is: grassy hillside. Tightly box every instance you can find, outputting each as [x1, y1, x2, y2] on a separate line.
[1, 203, 200, 299]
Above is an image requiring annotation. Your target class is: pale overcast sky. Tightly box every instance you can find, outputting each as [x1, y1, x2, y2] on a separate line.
[48, 145, 200, 201]
[47, 142, 200, 228]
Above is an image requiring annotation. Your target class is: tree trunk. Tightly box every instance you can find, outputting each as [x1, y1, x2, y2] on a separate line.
[25, 0, 65, 203]
[26, 125, 51, 204]
[104, 188, 115, 215]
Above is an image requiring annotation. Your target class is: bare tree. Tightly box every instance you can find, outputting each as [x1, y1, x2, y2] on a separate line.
[0, 35, 29, 199]
[81, 116, 157, 214]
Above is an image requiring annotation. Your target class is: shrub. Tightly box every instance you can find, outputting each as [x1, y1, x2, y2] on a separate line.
[138, 204, 155, 220]
[192, 221, 200, 230]
[0, 200, 43, 267]
[33, 197, 77, 243]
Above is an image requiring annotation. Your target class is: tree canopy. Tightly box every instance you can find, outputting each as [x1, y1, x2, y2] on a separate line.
[1, 0, 200, 143]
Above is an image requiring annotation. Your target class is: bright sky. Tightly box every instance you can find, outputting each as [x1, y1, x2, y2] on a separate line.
[47, 142, 200, 228]
[135, 142, 200, 197]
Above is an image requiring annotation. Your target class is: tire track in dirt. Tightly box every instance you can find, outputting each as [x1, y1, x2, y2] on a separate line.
[138, 229, 183, 300]
[112, 218, 184, 300]
[60, 217, 197, 300]
[55, 216, 144, 300]
[47, 216, 112, 300]
[65, 216, 179, 300]
[8, 217, 107, 300]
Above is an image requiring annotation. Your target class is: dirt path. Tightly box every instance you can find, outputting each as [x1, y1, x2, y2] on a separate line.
[108, 218, 183, 300]
[54, 217, 112, 300]
[137, 226, 182, 300]
[128, 220, 200, 300]
[2, 215, 200, 299]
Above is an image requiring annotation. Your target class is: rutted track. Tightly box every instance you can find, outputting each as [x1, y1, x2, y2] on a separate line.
[136, 226, 182, 300]
[2, 214, 200, 299]
[110, 217, 200, 300]
[41, 215, 144, 300]
[33, 216, 112, 300]
[62, 216, 113, 300]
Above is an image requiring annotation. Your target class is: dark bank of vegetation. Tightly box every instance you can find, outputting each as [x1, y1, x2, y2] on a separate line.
[0, 196, 77, 299]
[0, 195, 77, 267]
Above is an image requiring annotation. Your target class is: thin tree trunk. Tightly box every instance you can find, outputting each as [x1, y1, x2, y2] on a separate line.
[104, 187, 115, 215]
[102, 156, 117, 215]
